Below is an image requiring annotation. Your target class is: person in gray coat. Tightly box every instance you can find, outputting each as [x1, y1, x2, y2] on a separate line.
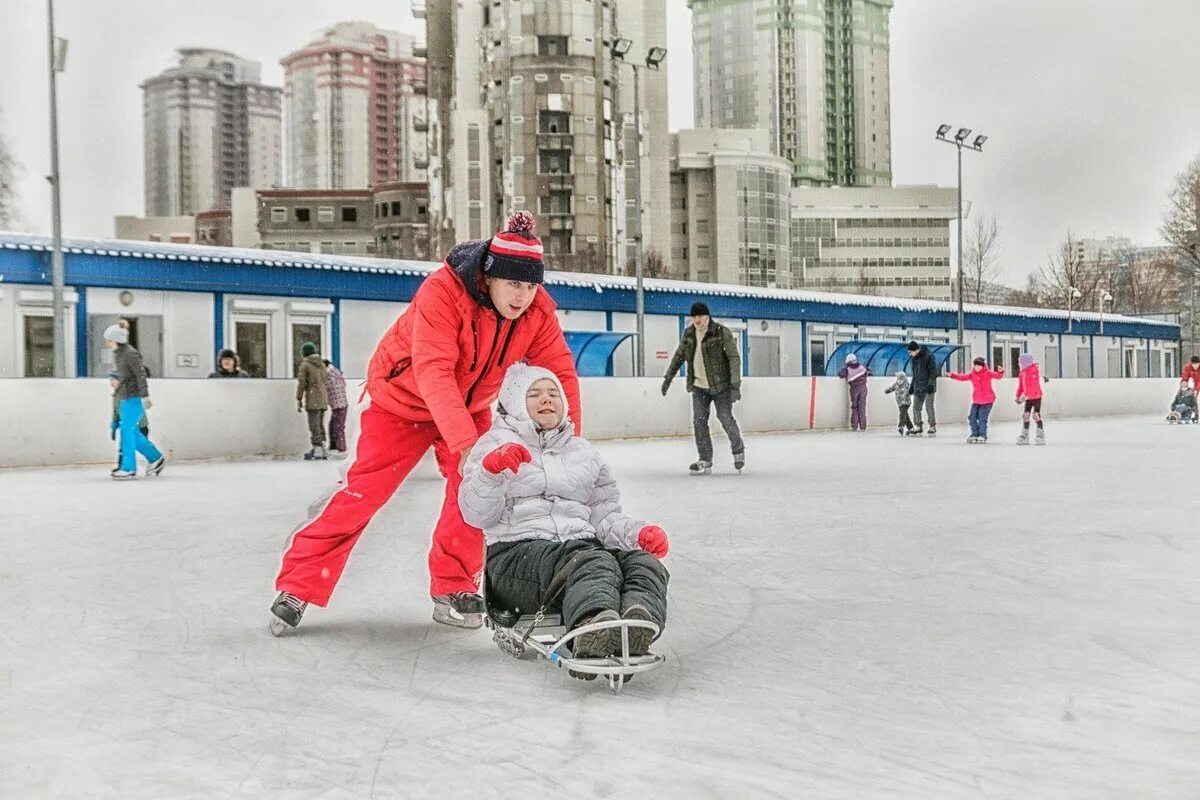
[105, 321, 165, 479]
[459, 363, 670, 678]
[884, 371, 916, 435]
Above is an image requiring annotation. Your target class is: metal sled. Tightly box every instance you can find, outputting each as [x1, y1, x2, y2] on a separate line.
[483, 594, 666, 695]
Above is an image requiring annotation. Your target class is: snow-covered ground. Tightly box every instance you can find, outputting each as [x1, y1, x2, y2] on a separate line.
[2, 417, 1197, 799]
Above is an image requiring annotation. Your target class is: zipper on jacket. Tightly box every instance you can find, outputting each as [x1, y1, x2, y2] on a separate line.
[465, 314, 504, 408]
[495, 316, 519, 367]
[468, 318, 479, 372]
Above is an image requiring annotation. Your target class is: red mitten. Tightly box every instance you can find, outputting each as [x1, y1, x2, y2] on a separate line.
[638, 525, 670, 559]
[482, 443, 532, 475]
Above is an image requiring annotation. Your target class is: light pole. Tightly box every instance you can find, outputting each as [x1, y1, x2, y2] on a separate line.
[46, 0, 68, 376]
[935, 125, 986, 371]
[611, 39, 666, 377]
[1066, 286, 1081, 333]
[1098, 290, 1113, 336]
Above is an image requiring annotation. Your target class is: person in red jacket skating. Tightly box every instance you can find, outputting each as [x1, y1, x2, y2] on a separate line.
[1015, 352, 1046, 445]
[270, 212, 582, 634]
[947, 357, 1005, 443]
[1182, 355, 1200, 390]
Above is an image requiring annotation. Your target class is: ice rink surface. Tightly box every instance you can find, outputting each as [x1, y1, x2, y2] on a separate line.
[2, 416, 1198, 799]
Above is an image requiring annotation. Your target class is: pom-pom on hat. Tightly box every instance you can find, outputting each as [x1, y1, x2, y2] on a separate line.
[485, 211, 544, 284]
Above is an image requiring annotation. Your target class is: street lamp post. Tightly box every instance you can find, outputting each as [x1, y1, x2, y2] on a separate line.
[1066, 286, 1081, 334]
[611, 39, 666, 378]
[935, 125, 986, 372]
[47, 0, 68, 377]
[1098, 290, 1113, 336]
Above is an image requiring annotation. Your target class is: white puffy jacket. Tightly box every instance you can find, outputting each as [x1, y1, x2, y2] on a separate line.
[458, 364, 645, 549]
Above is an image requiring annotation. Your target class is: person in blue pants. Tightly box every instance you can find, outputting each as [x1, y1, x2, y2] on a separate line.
[105, 321, 165, 480]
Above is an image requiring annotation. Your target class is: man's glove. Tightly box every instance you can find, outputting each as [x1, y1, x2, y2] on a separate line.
[729, 387, 741, 403]
[110, 421, 119, 441]
[661, 381, 670, 397]
[142, 398, 153, 411]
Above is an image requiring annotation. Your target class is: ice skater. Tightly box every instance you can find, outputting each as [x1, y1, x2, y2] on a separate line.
[271, 211, 580, 634]
[884, 371, 915, 435]
[947, 357, 1005, 443]
[323, 359, 349, 457]
[1015, 353, 1047, 445]
[296, 342, 329, 461]
[906, 340, 940, 436]
[1168, 381, 1198, 423]
[460, 364, 669, 679]
[838, 353, 871, 431]
[105, 321, 165, 479]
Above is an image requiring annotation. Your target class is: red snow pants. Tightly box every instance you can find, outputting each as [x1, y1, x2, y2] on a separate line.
[275, 403, 492, 606]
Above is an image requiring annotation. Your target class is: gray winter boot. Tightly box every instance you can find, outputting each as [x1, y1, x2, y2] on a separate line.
[570, 609, 620, 680]
[620, 604, 656, 656]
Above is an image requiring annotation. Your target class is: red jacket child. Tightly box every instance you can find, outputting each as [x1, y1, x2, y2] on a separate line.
[948, 359, 1006, 404]
[272, 212, 581, 633]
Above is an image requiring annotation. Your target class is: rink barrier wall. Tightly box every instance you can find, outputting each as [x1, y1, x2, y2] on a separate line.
[0, 377, 1182, 468]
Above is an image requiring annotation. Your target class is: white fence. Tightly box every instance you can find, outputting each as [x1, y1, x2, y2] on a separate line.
[0, 377, 1181, 468]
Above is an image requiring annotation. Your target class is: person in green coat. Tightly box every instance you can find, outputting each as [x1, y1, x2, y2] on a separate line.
[661, 302, 745, 475]
[296, 342, 330, 460]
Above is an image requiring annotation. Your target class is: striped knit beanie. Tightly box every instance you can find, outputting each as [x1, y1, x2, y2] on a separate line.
[485, 211, 544, 284]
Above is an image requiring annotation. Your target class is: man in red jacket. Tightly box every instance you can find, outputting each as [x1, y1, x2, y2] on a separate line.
[1183, 356, 1200, 390]
[270, 212, 581, 634]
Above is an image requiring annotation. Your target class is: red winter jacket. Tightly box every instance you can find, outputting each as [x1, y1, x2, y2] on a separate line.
[948, 366, 1005, 405]
[366, 240, 581, 454]
[1016, 363, 1043, 401]
[1182, 361, 1200, 390]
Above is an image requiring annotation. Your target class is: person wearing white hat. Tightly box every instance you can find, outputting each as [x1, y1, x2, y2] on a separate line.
[105, 321, 165, 479]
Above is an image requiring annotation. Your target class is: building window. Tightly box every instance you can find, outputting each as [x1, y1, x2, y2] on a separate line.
[390, 201, 401, 216]
[377, 203, 388, 218]
[538, 149, 571, 174]
[318, 207, 334, 222]
[539, 110, 570, 134]
[23, 315, 54, 377]
[546, 229, 572, 255]
[341, 207, 358, 223]
[538, 35, 568, 56]
[417, 204, 427, 216]
[270, 207, 287, 223]
[295, 207, 311, 223]
[540, 191, 572, 215]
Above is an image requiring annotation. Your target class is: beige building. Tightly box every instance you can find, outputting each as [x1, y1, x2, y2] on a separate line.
[114, 215, 197, 244]
[689, 0, 893, 188]
[790, 185, 957, 300]
[669, 129, 794, 286]
[141, 49, 281, 216]
[420, 0, 669, 274]
[282, 22, 427, 189]
[372, 182, 431, 260]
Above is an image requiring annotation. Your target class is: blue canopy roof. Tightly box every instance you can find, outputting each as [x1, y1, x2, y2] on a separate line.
[825, 340, 965, 377]
[563, 331, 636, 377]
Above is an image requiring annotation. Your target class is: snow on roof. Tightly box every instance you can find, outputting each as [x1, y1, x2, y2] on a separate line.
[0, 231, 1175, 328]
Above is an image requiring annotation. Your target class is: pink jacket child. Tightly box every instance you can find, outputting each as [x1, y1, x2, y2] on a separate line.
[1015, 353, 1047, 443]
[948, 357, 1005, 442]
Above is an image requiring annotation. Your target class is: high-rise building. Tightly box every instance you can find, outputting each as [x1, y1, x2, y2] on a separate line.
[141, 49, 282, 216]
[689, 0, 893, 188]
[282, 22, 427, 189]
[420, 0, 670, 274]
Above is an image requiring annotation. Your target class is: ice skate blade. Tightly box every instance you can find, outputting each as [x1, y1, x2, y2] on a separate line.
[268, 615, 294, 637]
[432, 605, 483, 629]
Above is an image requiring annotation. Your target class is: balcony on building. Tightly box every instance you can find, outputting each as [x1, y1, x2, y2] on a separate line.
[413, 44, 427, 58]
[413, 118, 429, 133]
[413, 82, 428, 96]
[412, 0, 426, 18]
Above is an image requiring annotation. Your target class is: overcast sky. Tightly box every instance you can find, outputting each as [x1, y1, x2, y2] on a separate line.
[2, 0, 1199, 286]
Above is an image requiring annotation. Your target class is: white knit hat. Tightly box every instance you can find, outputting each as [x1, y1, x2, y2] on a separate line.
[103, 324, 129, 345]
[497, 362, 569, 423]
[845, 353, 858, 364]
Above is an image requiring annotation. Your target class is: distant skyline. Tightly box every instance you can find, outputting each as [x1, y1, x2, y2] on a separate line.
[2, 1, 1199, 287]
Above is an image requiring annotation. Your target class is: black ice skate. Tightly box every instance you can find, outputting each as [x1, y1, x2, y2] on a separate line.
[110, 467, 136, 480]
[688, 460, 713, 476]
[733, 452, 745, 473]
[269, 591, 308, 636]
[432, 592, 485, 629]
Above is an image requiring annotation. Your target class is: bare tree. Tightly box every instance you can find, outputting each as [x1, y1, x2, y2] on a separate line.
[853, 265, 878, 296]
[0, 108, 20, 229]
[1037, 230, 1103, 310]
[963, 213, 1001, 303]
[1161, 154, 1200, 353]
[623, 248, 669, 280]
[1008, 273, 1047, 309]
[1109, 246, 1179, 316]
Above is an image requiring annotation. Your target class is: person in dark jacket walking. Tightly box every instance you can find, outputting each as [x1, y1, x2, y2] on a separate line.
[105, 321, 165, 479]
[662, 302, 745, 475]
[208, 348, 249, 378]
[906, 341, 939, 436]
[296, 342, 329, 460]
[837, 353, 871, 431]
[323, 359, 349, 456]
